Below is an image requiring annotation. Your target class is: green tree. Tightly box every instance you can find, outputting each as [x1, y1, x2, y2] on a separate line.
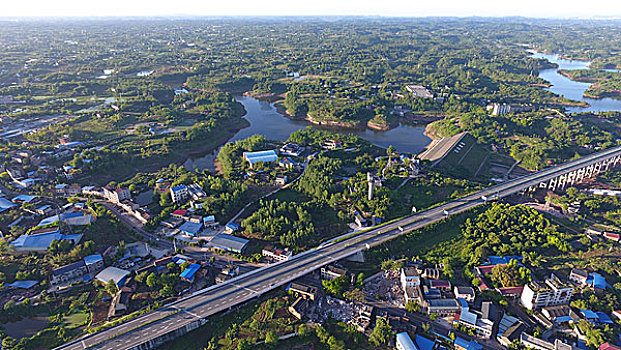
[265, 330, 279, 347]
[105, 279, 118, 296]
[146, 273, 158, 289]
[369, 316, 392, 347]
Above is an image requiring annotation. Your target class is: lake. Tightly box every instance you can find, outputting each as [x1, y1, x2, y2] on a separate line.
[183, 95, 431, 171]
[529, 51, 621, 113]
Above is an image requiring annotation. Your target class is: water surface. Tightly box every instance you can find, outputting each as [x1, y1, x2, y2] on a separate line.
[529, 52, 621, 113]
[184, 95, 431, 171]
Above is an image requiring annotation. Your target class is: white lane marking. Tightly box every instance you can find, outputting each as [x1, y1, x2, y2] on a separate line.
[231, 283, 260, 294]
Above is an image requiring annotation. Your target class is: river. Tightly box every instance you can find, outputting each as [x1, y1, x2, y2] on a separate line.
[183, 95, 431, 171]
[528, 51, 621, 113]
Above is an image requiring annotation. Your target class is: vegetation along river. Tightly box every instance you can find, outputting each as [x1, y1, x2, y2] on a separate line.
[183, 95, 432, 171]
[529, 51, 621, 113]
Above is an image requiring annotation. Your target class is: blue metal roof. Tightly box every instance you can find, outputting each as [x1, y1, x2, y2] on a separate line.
[243, 150, 278, 165]
[396, 332, 417, 350]
[581, 309, 598, 320]
[12, 194, 37, 203]
[84, 254, 103, 265]
[179, 221, 202, 236]
[180, 263, 201, 282]
[5, 280, 39, 289]
[459, 310, 478, 326]
[416, 335, 435, 350]
[596, 312, 614, 324]
[0, 197, 17, 212]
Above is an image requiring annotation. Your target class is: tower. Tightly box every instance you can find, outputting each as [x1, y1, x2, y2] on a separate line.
[367, 172, 374, 201]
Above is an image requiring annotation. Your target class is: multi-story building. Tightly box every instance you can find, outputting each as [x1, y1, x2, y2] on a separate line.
[400, 266, 421, 291]
[103, 186, 131, 203]
[262, 246, 292, 262]
[51, 260, 88, 288]
[170, 184, 188, 203]
[455, 286, 476, 302]
[321, 265, 348, 281]
[520, 274, 574, 310]
[569, 268, 588, 285]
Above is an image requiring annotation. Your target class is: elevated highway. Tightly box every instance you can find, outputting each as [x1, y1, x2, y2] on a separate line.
[56, 146, 621, 350]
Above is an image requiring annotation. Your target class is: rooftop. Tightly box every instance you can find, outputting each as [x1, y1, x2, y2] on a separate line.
[210, 234, 249, 251]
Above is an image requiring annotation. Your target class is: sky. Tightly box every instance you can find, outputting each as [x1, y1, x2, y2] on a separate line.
[1, 0, 621, 18]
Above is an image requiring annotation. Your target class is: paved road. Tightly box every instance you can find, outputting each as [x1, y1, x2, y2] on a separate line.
[55, 146, 621, 350]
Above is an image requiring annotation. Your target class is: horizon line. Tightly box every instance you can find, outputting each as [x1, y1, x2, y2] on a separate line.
[0, 14, 621, 21]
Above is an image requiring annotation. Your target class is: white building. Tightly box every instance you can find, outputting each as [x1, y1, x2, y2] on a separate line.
[454, 286, 476, 303]
[487, 103, 512, 116]
[400, 266, 420, 291]
[321, 265, 347, 281]
[262, 247, 292, 262]
[170, 185, 188, 203]
[103, 186, 131, 203]
[520, 274, 574, 310]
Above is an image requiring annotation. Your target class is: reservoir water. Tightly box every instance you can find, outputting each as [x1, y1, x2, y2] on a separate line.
[184, 95, 431, 171]
[529, 51, 621, 113]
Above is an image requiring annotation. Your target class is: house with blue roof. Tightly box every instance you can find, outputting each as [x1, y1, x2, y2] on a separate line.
[180, 263, 202, 283]
[0, 197, 17, 212]
[243, 150, 278, 168]
[4, 280, 39, 289]
[225, 222, 241, 233]
[415, 335, 436, 350]
[179, 221, 202, 236]
[454, 337, 483, 350]
[10, 229, 82, 253]
[278, 157, 297, 169]
[84, 254, 104, 273]
[12, 194, 37, 204]
[396, 332, 417, 350]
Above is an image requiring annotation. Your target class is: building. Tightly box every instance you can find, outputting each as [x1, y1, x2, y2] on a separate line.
[178, 221, 202, 237]
[50, 260, 88, 288]
[354, 212, 369, 228]
[275, 175, 288, 185]
[84, 254, 104, 273]
[520, 333, 576, 350]
[96, 267, 130, 288]
[202, 215, 218, 229]
[487, 103, 512, 116]
[454, 337, 483, 350]
[541, 305, 578, 324]
[520, 274, 574, 310]
[9, 230, 82, 253]
[186, 183, 206, 200]
[103, 186, 131, 203]
[108, 286, 133, 319]
[288, 282, 318, 301]
[210, 234, 249, 254]
[170, 185, 188, 203]
[243, 150, 279, 168]
[321, 265, 348, 281]
[429, 279, 451, 291]
[180, 263, 202, 283]
[569, 268, 588, 285]
[280, 143, 304, 157]
[454, 286, 476, 302]
[278, 157, 297, 170]
[323, 139, 343, 150]
[425, 298, 460, 316]
[216, 264, 240, 283]
[224, 222, 240, 233]
[405, 84, 433, 98]
[600, 343, 621, 350]
[262, 246, 292, 262]
[396, 332, 417, 350]
[400, 267, 421, 291]
[454, 299, 494, 339]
